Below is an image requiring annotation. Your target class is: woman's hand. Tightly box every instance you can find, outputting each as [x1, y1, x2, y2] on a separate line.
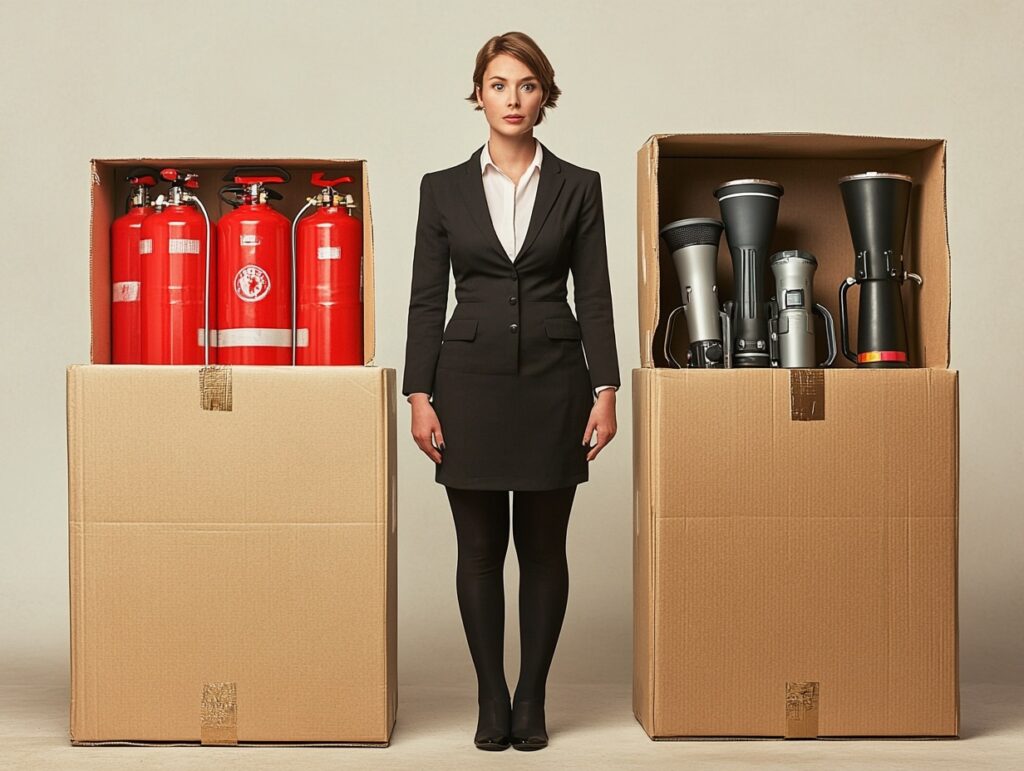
[582, 389, 617, 461]
[409, 393, 445, 464]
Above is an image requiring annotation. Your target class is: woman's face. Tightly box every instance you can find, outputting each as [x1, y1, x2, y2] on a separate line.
[476, 53, 544, 138]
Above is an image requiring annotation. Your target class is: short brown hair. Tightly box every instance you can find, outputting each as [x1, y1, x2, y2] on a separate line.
[466, 31, 561, 125]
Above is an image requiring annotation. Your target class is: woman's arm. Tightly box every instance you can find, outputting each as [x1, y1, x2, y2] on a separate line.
[402, 173, 451, 398]
[570, 171, 621, 395]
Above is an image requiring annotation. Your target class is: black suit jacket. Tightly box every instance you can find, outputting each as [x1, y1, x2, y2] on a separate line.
[402, 143, 620, 399]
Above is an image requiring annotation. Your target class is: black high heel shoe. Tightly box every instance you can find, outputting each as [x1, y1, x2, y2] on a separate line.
[510, 699, 548, 751]
[474, 697, 512, 751]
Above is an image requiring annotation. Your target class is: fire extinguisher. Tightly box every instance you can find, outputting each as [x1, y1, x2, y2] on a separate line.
[216, 166, 293, 365]
[291, 173, 364, 365]
[139, 168, 216, 365]
[111, 167, 157, 363]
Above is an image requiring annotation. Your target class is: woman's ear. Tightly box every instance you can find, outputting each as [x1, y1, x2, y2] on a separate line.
[475, 84, 483, 108]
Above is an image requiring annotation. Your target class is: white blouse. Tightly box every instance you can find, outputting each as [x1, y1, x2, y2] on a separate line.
[480, 140, 616, 395]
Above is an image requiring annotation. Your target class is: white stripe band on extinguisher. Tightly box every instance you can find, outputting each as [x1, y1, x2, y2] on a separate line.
[199, 328, 310, 348]
[111, 281, 140, 302]
[317, 246, 341, 260]
[139, 239, 153, 255]
[169, 238, 201, 255]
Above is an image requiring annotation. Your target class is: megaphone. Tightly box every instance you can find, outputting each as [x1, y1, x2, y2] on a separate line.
[659, 217, 731, 368]
[837, 172, 923, 367]
[768, 250, 836, 368]
[715, 179, 784, 368]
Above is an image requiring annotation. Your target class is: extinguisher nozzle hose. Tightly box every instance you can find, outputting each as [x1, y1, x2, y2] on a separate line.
[290, 200, 316, 366]
[187, 193, 213, 367]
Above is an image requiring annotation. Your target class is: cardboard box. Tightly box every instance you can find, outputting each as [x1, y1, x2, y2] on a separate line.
[633, 135, 958, 738]
[69, 159, 397, 746]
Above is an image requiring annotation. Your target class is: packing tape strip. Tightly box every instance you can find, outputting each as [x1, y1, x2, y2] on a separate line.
[200, 682, 238, 745]
[789, 369, 825, 421]
[785, 681, 820, 738]
[200, 367, 232, 412]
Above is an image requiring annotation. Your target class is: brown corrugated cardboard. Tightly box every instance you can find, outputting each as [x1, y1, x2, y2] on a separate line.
[89, 158, 376, 366]
[633, 134, 958, 739]
[68, 365, 397, 744]
[633, 368, 958, 737]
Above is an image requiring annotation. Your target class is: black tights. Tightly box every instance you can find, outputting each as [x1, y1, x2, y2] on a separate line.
[445, 485, 577, 706]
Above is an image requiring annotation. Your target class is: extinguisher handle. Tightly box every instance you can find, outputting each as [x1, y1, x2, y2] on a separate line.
[126, 166, 159, 186]
[224, 166, 292, 185]
[264, 187, 284, 201]
[219, 184, 246, 208]
[838, 277, 858, 364]
[311, 172, 353, 188]
[161, 168, 200, 189]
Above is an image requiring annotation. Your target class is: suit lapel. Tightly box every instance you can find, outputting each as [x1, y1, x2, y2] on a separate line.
[460, 147, 508, 259]
[459, 142, 566, 264]
[516, 142, 564, 261]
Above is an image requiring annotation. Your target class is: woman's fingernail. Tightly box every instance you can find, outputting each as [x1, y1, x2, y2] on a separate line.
[440, 443, 446, 451]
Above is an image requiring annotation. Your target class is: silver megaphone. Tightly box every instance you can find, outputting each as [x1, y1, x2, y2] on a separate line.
[659, 217, 732, 368]
[768, 250, 836, 368]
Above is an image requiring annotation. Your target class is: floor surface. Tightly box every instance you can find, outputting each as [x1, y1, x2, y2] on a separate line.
[2, 658, 1020, 769]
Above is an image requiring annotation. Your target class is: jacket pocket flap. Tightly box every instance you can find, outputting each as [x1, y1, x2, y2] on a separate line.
[544, 318, 582, 340]
[443, 319, 478, 341]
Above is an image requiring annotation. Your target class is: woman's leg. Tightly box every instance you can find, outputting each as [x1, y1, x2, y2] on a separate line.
[445, 486, 513, 747]
[509, 484, 577, 746]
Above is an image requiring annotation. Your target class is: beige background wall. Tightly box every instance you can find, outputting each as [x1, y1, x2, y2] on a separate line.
[1, 0, 1021, 696]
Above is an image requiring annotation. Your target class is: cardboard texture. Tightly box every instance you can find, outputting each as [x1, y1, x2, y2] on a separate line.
[633, 135, 959, 739]
[68, 366, 398, 745]
[70, 157, 396, 746]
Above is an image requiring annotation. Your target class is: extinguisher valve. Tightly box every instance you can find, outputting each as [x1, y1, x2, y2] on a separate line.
[125, 166, 159, 209]
[160, 169, 201, 205]
[310, 172, 354, 208]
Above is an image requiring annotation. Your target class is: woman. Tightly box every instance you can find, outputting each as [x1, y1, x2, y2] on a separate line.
[402, 31, 620, 751]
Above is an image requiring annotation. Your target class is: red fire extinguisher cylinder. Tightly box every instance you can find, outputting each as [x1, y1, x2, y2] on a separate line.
[139, 168, 216, 365]
[294, 172, 364, 365]
[111, 168, 158, 363]
[216, 167, 293, 365]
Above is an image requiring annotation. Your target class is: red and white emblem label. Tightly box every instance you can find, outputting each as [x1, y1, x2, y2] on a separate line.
[234, 264, 271, 303]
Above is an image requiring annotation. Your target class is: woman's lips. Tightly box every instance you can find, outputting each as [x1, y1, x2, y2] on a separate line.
[503, 116, 524, 124]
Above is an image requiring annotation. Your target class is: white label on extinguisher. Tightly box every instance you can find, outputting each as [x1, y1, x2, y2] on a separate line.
[203, 328, 309, 348]
[139, 239, 153, 255]
[240, 234, 261, 247]
[234, 264, 271, 302]
[169, 238, 201, 255]
[111, 281, 140, 302]
[317, 246, 341, 260]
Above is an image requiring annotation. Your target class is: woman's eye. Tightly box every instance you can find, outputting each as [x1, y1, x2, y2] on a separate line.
[522, 84, 535, 92]
[492, 83, 503, 90]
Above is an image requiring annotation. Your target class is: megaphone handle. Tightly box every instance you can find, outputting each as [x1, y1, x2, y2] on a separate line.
[720, 303, 734, 369]
[814, 303, 838, 368]
[767, 298, 780, 367]
[663, 305, 685, 368]
[838, 277, 858, 364]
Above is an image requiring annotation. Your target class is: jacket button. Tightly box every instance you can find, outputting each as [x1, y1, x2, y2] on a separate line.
[509, 296, 517, 305]
[509, 323, 519, 333]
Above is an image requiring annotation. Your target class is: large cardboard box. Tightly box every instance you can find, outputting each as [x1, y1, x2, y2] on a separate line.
[68, 159, 397, 745]
[633, 135, 958, 738]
